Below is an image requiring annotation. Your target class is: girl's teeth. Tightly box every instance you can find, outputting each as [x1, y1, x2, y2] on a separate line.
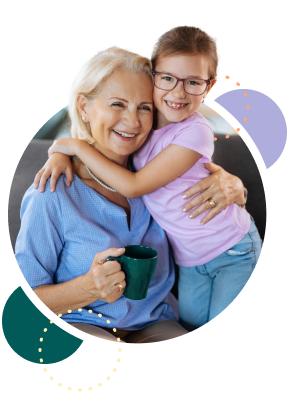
[166, 101, 187, 108]
[113, 130, 135, 138]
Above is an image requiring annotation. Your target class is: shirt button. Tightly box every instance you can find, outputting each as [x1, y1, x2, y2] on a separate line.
[251, 248, 254, 252]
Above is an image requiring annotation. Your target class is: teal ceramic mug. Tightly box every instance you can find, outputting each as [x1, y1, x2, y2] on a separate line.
[106, 245, 158, 300]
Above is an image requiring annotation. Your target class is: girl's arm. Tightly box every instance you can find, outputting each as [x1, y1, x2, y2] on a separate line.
[34, 153, 73, 193]
[48, 138, 202, 198]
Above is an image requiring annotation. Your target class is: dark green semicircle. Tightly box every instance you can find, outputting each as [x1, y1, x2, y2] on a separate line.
[2, 287, 83, 364]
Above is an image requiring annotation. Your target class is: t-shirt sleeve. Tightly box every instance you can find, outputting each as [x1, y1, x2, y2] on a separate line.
[15, 184, 64, 290]
[171, 121, 214, 163]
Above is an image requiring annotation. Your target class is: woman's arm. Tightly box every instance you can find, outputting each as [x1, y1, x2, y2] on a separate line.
[34, 248, 126, 316]
[181, 161, 245, 225]
[16, 181, 126, 316]
[48, 138, 202, 198]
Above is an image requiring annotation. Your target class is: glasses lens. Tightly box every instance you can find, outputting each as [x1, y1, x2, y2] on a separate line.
[184, 78, 207, 95]
[154, 73, 177, 90]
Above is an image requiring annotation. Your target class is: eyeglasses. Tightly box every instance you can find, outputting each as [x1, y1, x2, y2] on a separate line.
[152, 71, 211, 96]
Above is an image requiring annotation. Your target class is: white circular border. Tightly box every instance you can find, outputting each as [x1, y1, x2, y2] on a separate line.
[0, 94, 275, 352]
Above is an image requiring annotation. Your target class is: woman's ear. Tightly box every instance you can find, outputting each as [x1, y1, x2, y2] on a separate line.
[77, 94, 88, 121]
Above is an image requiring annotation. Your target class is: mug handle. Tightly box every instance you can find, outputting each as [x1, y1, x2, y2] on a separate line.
[105, 256, 122, 263]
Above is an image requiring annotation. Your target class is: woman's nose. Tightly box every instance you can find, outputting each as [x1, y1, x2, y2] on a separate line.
[122, 110, 140, 128]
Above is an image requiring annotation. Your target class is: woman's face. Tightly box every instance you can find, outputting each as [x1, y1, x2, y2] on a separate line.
[80, 69, 153, 165]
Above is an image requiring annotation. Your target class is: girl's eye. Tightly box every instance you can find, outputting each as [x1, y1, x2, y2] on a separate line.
[162, 76, 173, 82]
[187, 80, 200, 86]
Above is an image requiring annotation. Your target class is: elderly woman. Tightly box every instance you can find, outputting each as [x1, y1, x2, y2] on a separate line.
[16, 48, 244, 343]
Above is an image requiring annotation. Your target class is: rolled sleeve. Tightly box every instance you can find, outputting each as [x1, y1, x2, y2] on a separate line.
[15, 184, 64, 289]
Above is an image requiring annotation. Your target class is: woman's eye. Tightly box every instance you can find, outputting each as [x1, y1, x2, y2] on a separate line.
[140, 106, 152, 112]
[111, 102, 125, 108]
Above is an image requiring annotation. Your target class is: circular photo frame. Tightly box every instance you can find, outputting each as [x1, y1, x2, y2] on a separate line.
[1, 97, 275, 352]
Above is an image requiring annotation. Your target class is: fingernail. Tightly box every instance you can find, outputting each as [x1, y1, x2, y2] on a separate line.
[200, 221, 205, 225]
[182, 194, 187, 199]
[39, 188, 43, 192]
[189, 214, 193, 218]
[67, 183, 70, 187]
[50, 188, 54, 192]
[183, 207, 188, 212]
[117, 248, 124, 251]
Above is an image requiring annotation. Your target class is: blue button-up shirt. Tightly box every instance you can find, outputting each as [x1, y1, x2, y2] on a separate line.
[15, 174, 176, 330]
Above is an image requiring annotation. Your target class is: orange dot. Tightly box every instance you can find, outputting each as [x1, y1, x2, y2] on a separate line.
[244, 117, 247, 121]
[214, 137, 217, 141]
[225, 135, 230, 139]
[225, 76, 230, 79]
[246, 105, 250, 109]
[236, 128, 240, 132]
[236, 82, 240, 86]
[244, 92, 247, 97]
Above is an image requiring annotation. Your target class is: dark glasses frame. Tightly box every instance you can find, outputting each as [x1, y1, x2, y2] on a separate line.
[152, 71, 212, 96]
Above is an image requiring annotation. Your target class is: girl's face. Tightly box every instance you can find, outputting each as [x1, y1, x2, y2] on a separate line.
[153, 54, 214, 129]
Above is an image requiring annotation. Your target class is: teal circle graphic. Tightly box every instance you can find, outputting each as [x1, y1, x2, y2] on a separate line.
[2, 287, 83, 364]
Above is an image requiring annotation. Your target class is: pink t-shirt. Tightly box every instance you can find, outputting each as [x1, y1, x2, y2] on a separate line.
[133, 111, 250, 267]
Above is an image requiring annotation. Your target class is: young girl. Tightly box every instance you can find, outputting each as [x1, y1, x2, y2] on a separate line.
[35, 26, 262, 331]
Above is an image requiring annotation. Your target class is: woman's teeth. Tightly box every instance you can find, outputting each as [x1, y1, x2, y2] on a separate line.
[165, 101, 187, 108]
[113, 130, 136, 138]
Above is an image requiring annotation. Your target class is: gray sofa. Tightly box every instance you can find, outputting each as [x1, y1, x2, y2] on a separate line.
[8, 135, 266, 298]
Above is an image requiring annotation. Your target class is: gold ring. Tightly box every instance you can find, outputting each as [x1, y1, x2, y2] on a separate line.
[116, 283, 123, 291]
[208, 198, 216, 208]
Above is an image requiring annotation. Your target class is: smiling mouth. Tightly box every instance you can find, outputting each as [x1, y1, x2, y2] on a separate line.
[112, 129, 136, 138]
[165, 100, 188, 109]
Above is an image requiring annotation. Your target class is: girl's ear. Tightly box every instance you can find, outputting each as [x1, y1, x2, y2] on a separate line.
[203, 79, 217, 99]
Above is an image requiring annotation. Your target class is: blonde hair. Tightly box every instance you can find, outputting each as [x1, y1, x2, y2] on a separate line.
[151, 26, 218, 80]
[69, 47, 152, 144]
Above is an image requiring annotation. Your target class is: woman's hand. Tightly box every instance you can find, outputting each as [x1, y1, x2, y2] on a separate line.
[83, 248, 126, 304]
[34, 248, 127, 315]
[48, 138, 81, 157]
[34, 153, 73, 192]
[182, 162, 245, 225]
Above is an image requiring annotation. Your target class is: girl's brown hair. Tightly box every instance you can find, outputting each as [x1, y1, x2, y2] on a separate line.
[151, 26, 218, 80]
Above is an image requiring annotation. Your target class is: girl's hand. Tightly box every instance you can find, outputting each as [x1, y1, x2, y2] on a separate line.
[34, 153, 73, 193]
[48, 138, 80, 157]
[182, 162, 245, 225]
[83, 248, 126, 304]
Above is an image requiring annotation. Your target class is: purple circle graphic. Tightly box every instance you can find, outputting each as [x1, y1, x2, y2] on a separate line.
[215, 89, 287, 168]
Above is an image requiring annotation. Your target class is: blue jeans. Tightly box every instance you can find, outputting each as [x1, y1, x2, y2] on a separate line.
[178, 217, 262, 331]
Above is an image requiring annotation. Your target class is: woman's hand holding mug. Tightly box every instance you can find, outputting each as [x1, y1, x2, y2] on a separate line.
[83, 248, 127, 304]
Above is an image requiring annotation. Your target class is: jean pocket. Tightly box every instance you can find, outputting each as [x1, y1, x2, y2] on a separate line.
[224, 233, 255, 256]
[224, 247, 255, 256]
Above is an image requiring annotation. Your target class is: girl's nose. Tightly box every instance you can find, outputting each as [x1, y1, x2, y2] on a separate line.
[172, 81, 186, 98]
